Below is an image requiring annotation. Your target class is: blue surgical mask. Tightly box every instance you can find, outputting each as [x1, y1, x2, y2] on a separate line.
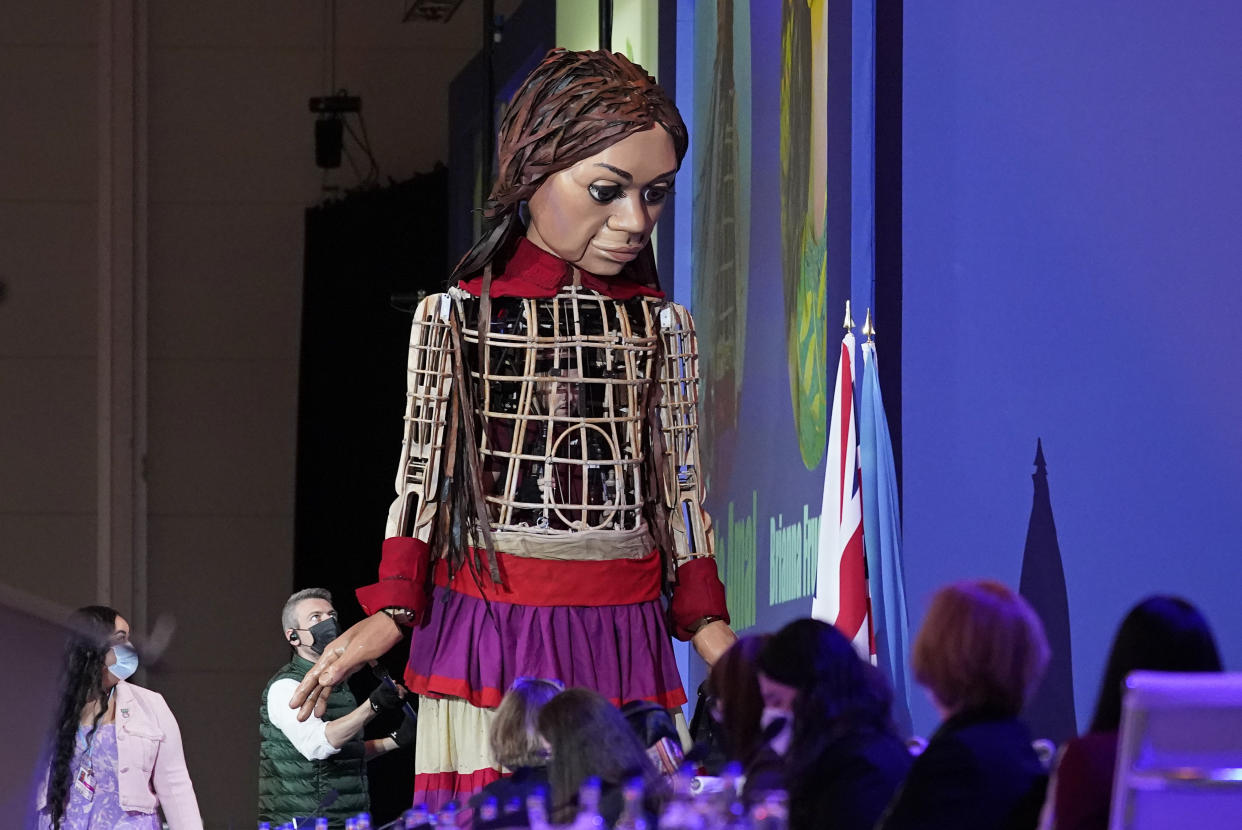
[108, 643, 139, 682]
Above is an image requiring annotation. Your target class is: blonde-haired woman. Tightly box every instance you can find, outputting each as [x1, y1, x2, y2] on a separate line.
[468, 678, 562, 824]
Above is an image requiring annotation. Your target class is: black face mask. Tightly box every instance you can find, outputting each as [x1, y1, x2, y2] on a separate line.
[302, 616, 341, 655]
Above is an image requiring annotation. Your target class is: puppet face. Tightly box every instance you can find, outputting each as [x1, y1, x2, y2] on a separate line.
[525, 126, 678, 276]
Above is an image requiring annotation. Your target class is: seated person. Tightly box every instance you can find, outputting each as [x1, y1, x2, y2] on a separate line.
[698, 635, 770, 782]
[471, 678, 562, 828]
[878, 580, 1050, 830]
[538, 688, 668, 826]
[756, 619, 912, 830]
[1040, 596, 1222, 830]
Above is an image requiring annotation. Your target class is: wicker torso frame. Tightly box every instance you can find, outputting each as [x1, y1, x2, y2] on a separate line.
[461, 287, 663, 533]
[389, 286, 707, 570]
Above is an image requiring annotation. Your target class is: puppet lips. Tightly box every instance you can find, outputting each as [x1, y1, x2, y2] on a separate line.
[592, 243, 642, 262]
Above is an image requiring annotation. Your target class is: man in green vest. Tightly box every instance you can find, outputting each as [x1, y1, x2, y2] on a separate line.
[258, 588, 415, 828]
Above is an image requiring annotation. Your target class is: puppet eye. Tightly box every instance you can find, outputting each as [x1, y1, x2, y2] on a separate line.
[643, 186, 672, 205]
[588, 183, 622, 203]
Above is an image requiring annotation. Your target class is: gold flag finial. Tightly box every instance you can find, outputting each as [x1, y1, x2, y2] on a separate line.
[844, 299, 855, 332]
[862, 308, 875, 341]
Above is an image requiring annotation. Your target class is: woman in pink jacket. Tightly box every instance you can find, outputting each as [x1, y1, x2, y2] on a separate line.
[36, 605, 203, 829]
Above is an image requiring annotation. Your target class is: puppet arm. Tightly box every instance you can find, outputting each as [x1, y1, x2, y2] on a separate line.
[356, 292, 455, 623]
[657, 303, 735, 663]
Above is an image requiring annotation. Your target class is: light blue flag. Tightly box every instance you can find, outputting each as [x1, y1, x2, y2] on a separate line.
[859, 339, 913, 735]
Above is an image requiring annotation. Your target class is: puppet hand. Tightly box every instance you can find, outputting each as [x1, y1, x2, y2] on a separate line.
[290, 613, 404, 721]
[690, 620, 737, 667]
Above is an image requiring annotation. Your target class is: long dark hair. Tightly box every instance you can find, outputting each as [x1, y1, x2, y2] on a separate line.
[1089, 596, 1222, 733]
[45, 605, 119, 829]
[758, 619, 897, 782]
[709, 634, 770, 765]
[537, 688, 668, 824]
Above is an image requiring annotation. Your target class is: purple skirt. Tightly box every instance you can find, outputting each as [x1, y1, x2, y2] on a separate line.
[405, 585, 687, 708]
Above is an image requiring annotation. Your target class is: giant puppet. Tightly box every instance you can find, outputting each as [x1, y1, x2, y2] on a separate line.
[291, 48, 735, 808]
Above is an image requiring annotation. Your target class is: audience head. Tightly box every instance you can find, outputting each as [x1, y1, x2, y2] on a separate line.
[489, 677, 563, 770]
[1089, 595, 1222, 733]
[708, 634, 771, 764]
[912, 580, 1050, 719]
[757, 619, 895, 764]
[538, 688, 666, 823]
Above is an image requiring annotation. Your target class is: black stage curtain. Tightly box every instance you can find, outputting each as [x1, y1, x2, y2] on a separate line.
[875, 0, 903, 502]
[295, 168, 448, 822]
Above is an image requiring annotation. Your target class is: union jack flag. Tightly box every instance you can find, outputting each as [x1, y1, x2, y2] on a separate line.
[812, 328, 875, 659]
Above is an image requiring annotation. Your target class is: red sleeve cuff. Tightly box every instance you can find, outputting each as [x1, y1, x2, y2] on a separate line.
[355, 536, 432, 622]
[668, 556, 730, 641]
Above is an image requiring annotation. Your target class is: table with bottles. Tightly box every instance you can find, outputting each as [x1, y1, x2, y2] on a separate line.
[257, 763, 789, 830]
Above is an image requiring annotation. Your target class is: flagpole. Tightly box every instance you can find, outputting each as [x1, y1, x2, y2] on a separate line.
[858, 310, 914, 733]
[814, 302, 872, 659]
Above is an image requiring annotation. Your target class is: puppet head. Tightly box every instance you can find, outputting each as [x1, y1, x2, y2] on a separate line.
[453, 48, 687, 286]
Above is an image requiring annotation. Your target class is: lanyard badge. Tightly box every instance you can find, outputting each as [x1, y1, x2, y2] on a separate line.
[74, 765, 96, 802]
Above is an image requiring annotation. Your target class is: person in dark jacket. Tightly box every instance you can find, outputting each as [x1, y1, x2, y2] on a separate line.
[878, 580, 1051, 830]
[754, 619, 913, 830]
[1040, 595, 1221, 830]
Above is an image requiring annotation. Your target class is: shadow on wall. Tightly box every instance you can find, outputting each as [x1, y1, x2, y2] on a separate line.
[1019, 439, 1076, 744]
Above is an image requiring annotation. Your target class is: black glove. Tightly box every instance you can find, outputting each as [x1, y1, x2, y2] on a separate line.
[391, 712, 417, 749]
[369, 681, 406, 714]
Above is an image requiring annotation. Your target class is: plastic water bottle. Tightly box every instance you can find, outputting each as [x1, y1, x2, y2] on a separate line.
[479, 796, 500, 823]
[658, 765, 702, 830]
[315, 819, 329, 830]
[407, 804, 431, 828]
[570, 776, 604, 830]
[749, 790, 789, 830]
[526, 786, 551, 830]
[357, 813, 373, 830]
[257, 823, 271, 830]
[437, 801, 459, 828]
[345, 818, 357, 830]
[614, 777, 648, 830]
